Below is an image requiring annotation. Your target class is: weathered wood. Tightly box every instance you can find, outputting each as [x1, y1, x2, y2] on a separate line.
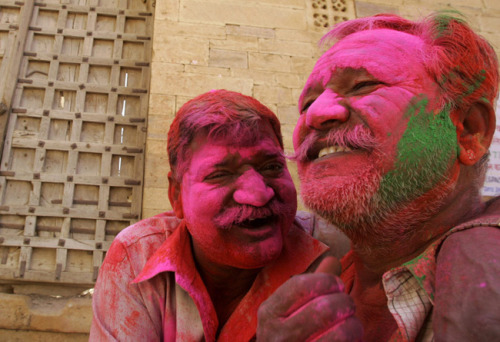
[0, 0, 151, 285]
[0, 1, 35, 158]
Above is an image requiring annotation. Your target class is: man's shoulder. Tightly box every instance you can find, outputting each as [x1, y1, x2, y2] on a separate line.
[113, 211, 182, 247]
[102, 211, 182, 271]
[434, 224, 500, 340]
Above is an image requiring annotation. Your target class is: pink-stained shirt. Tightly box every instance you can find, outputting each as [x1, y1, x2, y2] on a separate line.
[340, 215, 500, 342]
[90, 211, 328, 341]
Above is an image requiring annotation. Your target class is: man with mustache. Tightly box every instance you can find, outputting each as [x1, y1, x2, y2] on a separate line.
[90, 89, 360, 341]
[257, 12, 500, 341]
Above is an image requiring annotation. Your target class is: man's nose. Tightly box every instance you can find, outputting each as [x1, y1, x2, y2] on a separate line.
[233, 169, 274, 207]
[305, 89, 349, 130]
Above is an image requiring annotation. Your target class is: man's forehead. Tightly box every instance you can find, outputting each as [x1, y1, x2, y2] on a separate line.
[309, 29, 426, 85]
[192, 131, 282, 157]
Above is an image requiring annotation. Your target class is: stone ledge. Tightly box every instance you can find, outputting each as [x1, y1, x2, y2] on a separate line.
[0, 293, 92, 334]
[0, 329, 89, 342]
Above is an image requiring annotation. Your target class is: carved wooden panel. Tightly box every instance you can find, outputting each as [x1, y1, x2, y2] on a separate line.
[0, 0, 153, 285]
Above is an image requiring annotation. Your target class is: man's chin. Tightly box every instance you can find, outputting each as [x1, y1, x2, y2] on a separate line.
[300, 170, 382, 231]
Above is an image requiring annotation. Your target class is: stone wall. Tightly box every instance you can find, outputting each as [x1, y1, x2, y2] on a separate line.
[142, 0, 500, 217]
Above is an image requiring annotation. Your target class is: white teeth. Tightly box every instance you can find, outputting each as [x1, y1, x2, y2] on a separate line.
[318, 146, 352, 158]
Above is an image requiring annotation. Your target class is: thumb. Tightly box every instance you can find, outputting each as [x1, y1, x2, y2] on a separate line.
[314, 255, 341, 276]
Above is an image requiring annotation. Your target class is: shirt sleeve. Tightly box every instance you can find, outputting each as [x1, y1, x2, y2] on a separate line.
[434, 226, 500, 341]
[90, 238, 162, 341]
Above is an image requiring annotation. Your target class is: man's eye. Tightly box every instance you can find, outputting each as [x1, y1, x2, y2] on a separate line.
[204, 171, 231, 181]
[261, 162, 285, 173]
[352, 80, 384, 92]
[300, 99, 315, 113]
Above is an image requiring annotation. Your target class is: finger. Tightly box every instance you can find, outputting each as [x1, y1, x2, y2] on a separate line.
[311, 316, 364, 342]
[259, 273, 345, 318]
[314, 255, 341, 276]
[278, 292, 356, 341]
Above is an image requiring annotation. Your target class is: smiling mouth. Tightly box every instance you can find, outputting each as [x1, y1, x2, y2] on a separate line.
[238, 216, 275, 229]
[317, 145, 353, 158]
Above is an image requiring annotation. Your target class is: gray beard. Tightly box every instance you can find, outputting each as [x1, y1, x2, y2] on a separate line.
[300, 163, 454, 257]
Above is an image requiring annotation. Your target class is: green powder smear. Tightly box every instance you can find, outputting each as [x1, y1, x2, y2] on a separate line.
[378, 97, 460, 204]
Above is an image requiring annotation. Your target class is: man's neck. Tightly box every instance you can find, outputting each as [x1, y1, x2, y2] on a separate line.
[350, 170, 484, 279]
[191, 242, 261, 329]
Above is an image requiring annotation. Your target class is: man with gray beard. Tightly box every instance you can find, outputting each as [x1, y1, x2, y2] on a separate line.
[257, 12, 500, 341]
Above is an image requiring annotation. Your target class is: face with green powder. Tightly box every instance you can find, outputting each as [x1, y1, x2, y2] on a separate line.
[293, 29, 460, 235]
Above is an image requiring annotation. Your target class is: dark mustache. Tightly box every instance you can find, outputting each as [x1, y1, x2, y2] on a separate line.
[214, 200, 293, 230]
[292, 125, 378, 162]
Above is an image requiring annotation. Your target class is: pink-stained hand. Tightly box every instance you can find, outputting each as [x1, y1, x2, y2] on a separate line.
[256, 256, 363, 341]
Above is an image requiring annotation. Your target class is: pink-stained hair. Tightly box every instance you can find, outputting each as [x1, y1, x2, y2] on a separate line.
[167, 89, 283, 180]
[321, 12, 499, 111]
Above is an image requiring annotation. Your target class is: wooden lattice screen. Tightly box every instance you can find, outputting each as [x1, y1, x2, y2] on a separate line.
[0, 0, 153, 286]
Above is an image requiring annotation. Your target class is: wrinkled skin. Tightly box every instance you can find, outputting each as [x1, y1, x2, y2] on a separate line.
[257, 28, 498, 341]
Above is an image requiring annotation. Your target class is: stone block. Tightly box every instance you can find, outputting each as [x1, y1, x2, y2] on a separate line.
[12, 284, 88, 297]
[231, 68, 276, 85]
[149, 63, 184, 91]
[209, 48, 248, 69]
[354, 0, 403, 5]
[146, 115, 173, 140]
[154, 0, 180, 21]
[144, 155, 170, 188]
[154, 20, 226, 40]
[482, 32, 500, 57]
[419, 0, 483, 8]
[257, 0, 305, 8]
[249, 52, 291, 72]
[148, 94, 176, 116]
[142, 187, 169, 210]
[184, 64, 232, 77]
[146, 139, 167, 157]
[292, 88, 305, 103]
[0, 329, 89, 342]
[484, 0, 500, 11]
[254, 85, 293, 106]
[277, 105, 300, 126]
[29, 297, 92, 333]
[142, 207, 169, 219]
[210, 35, 259, 52]
[275, 73, 304, 89]
[355, 1, 399, 17]
[0, 293, 31, 329]
[152, 35, 209, 65]
[180, 0, 307, 30]
[258, 38, 315, 58]
[290, 56, 316, 76]
[480, 14, 500, 33]
[275, 28, 323, 43]
[280, 122, 297, 153]
[226, 24, 275, 39]
[157, 73, 254, 98]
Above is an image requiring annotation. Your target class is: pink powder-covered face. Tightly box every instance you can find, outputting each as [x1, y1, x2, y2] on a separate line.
[177, 122, 297, 270]
[293, 29, 447, 227]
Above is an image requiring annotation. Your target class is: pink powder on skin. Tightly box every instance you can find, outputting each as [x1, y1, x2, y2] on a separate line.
[293, 29, 448, 230]
[176, 122, 297, 271]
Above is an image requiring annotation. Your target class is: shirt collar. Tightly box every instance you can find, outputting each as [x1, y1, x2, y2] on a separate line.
[133, 218, 328, 341]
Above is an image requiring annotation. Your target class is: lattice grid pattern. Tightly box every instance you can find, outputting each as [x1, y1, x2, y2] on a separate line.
[308, 0, 356, 29]
[0, 0, 153, 285]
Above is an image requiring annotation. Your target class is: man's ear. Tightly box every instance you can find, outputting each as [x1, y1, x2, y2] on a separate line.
[456, 101, 495, 166]
[168, 171, 184, 219]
